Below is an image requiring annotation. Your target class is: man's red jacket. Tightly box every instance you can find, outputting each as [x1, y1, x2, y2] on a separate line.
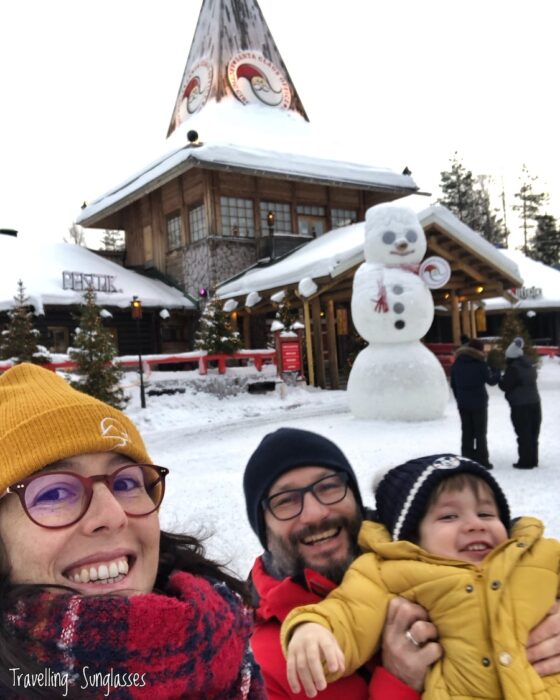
[249, 556, 420, 699]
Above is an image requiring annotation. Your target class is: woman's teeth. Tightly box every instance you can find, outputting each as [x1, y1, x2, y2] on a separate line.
[69, 557, 129, 584]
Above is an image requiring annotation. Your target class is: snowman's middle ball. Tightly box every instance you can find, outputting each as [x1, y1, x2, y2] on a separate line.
[351, 263, 434, 343]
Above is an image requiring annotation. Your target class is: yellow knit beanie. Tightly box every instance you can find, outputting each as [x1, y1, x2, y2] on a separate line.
[0, 363, 152, 491]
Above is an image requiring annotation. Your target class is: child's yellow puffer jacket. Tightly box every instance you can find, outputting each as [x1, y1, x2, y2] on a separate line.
[282, 517, 560, 699]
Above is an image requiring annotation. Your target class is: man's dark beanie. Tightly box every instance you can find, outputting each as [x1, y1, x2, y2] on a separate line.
[375, 454, 510, 542]
[243, 427, 364, 549]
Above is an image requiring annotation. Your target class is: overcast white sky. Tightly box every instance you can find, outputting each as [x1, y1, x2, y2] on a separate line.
[0, 0, 557, 248]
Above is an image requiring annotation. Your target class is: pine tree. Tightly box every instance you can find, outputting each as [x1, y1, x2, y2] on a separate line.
[66, 222, 86, 245]
[528, 214, 560, 266]
[101, 229, 125, 250]
[274, 297, 300, 332]
[194, 296, 243, 354]
[0, 280, 50, 364]
[69, 287, 127, 408]
[513, 165, 548, 255]
[438, 155, 507, 246]
[492, 312, 539, 368]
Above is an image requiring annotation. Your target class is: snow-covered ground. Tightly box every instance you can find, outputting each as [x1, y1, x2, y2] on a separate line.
[122, 358, 560, 580]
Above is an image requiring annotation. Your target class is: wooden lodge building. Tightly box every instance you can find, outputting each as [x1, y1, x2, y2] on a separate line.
[76, 0, 531, 387]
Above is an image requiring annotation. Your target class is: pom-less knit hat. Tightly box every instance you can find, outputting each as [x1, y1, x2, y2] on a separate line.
[505, 336, 525, 359]
[375, 454, 510, 542]
[0, 363, 152, 492]
[243, 428, 364, 549]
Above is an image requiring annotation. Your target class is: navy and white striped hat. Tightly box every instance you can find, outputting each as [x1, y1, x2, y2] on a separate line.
[375, 454, 510, 542]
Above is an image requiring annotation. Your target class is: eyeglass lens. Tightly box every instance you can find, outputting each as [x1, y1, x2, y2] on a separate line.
[267, 474, 348, 520]
[22, 465, 163, 528]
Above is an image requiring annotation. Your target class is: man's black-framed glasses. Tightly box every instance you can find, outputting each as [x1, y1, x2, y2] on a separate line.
[5, 464, 169, 529]
[263, 472, 349, 521]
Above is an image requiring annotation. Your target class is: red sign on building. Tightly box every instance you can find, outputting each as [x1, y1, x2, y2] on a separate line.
[279, 340, 301, 372]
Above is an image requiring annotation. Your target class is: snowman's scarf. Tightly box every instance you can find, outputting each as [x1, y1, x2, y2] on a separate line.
[373, 264, 422, 313]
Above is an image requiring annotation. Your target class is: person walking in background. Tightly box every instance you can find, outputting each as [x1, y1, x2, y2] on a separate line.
[499, 336, 542, 469]
[450, 338, 500, 469]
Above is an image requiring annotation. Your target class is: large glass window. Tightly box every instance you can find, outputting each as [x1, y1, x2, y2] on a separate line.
[220, 197, 255, 237]
[297, 205, 326, 237]
[189, 204, 208, 242]
[259, 202, 292, 235]
[166, 213, 182, 250]
[331, 208, 358, 228]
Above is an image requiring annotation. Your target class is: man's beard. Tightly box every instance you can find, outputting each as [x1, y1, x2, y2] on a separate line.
[265, 512, 362, 585]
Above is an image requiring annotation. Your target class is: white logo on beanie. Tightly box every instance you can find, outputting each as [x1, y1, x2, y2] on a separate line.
[431, 456, 461, 470]
[100, 417, 131, 449]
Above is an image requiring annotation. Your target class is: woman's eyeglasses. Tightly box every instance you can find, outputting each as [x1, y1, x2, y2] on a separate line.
[5, 464, 169, 529]
[262, 472, 349, 521]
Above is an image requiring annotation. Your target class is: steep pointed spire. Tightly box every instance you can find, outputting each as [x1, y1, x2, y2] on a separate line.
[167, 0, 308, 137]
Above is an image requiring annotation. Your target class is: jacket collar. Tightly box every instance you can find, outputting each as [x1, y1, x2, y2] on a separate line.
[250, 555, 336, 623]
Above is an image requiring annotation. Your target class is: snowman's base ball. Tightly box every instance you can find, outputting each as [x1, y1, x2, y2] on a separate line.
[347, 342, 449, 421]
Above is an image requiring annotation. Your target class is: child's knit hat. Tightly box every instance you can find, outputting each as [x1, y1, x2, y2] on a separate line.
[0, 363, 151, 491]
[505, 336, 525, 359]
[375, 454, 510, 541]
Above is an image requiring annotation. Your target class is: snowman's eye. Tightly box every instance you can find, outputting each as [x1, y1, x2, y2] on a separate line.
[382, 231, 396, 244]
[393, 285, 404, 294]
[406, 230, 418, 243]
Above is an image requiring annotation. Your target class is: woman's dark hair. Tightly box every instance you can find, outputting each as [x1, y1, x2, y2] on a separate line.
[0, 529, 249, 698]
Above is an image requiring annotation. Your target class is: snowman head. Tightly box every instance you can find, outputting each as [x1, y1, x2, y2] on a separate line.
[364, 204, 426, 265]
[351, 264, 434, 343]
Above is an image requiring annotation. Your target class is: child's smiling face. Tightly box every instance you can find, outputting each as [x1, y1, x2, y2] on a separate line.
[418, 480, 508, 563]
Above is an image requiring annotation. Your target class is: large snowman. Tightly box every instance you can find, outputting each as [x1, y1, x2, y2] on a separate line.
[347, 203, 449, 420]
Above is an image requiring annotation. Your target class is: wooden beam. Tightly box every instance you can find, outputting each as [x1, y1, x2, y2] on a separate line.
[242, 314, 251, 348]
[428, 237, 485, 282]
[461, 301, 471, 337]
[311, 298, 326, 388]
[302, 300, 315, 386]
[326, 299, 339, 389]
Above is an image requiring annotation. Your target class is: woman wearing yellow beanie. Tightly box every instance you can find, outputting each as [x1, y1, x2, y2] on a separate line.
[0, 363, 265, 699]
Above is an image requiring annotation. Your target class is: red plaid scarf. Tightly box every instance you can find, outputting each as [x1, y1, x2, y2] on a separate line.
[5, 571, 265, 699]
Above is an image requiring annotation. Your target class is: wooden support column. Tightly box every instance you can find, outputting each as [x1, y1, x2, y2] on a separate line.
[469, 304, 477, 338]
[302, 300, 315, 386]
[242, 313, 251, 348]
[311, 298, 326, 388]
[450, 291, 461, 345]
[461, 301, 471, 338]
[325, 299, 339, 389]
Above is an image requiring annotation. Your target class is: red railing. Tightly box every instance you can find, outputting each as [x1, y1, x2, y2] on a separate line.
[0, 350, 277, 376]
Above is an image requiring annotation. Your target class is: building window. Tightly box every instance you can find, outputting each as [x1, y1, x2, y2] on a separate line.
[220, 197, 255, 237]
[166, 213, 182, 250]
[297, 205, 326, 237]
[189, 204, 208, 242]
[331, 208, 358, 228]
[259, 202, 292, 234]
[47, 326, 69, 353]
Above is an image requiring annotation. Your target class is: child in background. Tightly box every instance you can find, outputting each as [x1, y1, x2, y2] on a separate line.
[282, 454, 560, 699]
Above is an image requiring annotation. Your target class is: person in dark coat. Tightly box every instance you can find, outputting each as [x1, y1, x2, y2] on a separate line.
[499, 336, 542, 468]
[450, 338, 500, 469]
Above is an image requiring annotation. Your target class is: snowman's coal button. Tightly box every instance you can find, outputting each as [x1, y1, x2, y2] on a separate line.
[393, 285, 404, 294]
[406, 230, 418, 242]
[382, 231, 396, 244]
[395, 320, 406, 330]
[393, 303, 405, 314]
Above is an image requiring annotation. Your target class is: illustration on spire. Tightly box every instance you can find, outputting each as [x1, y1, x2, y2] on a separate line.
[167, 0, 308, 137]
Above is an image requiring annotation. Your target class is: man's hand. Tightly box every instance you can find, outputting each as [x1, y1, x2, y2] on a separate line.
[286, 622, 345, 697]
[527, 601, 560, 676]
[380, 597, 442, 692]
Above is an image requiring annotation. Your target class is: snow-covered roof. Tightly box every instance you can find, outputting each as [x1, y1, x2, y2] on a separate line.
[77, 101, 417, 226]
[484, 249, 560, 311]
[216, 205, 523, 299]
[418, 205, 521, 284]
[0, 236, 196, 314]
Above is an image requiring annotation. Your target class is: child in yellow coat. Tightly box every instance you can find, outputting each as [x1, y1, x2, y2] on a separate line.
[282, 454, 560, 699]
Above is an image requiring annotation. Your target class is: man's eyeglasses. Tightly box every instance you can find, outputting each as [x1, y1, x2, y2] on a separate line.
[262, 472, 349, 521]
[5, 464, 169, 529]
